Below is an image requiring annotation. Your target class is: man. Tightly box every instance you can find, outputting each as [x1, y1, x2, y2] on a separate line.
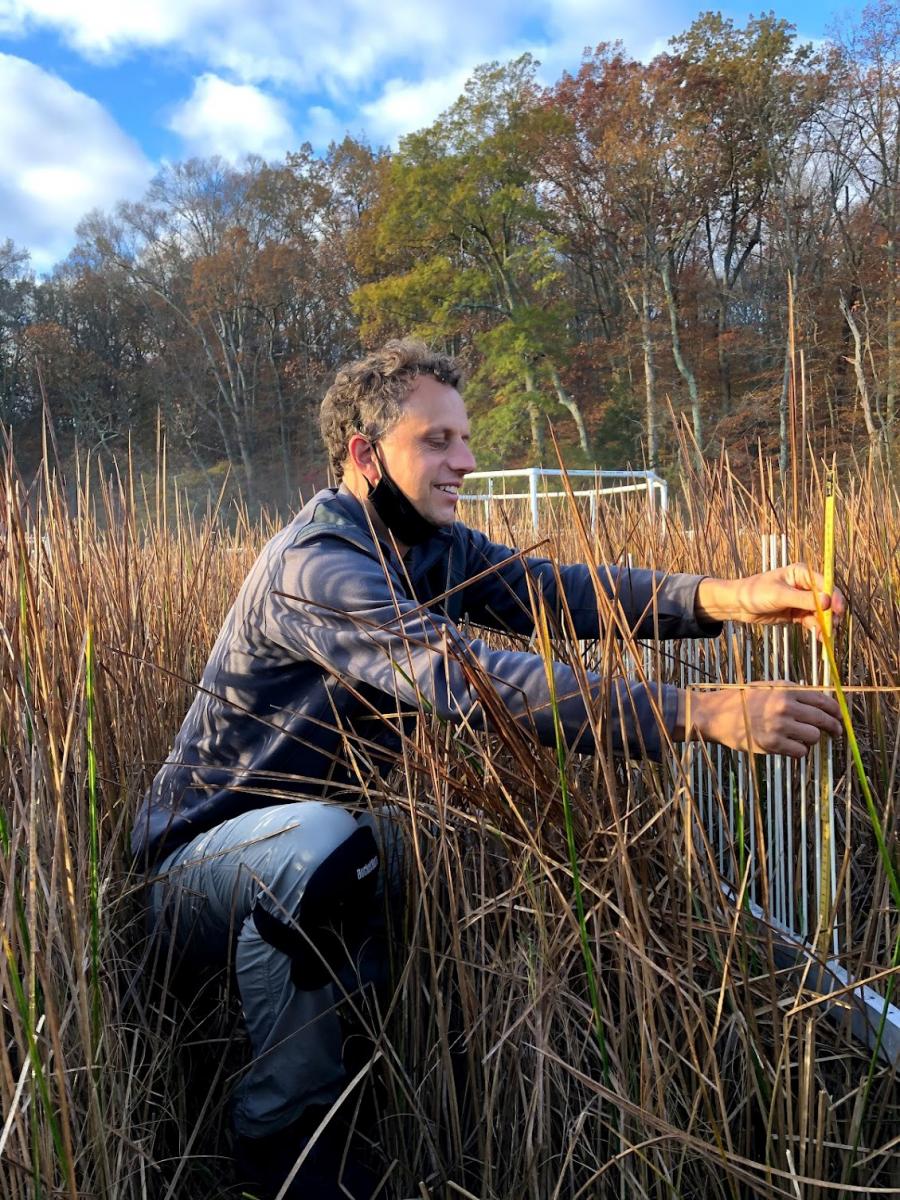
[134, 340, 843, 1199]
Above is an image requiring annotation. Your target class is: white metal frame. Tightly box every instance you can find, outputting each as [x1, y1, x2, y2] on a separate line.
[456, 483, 896, 1062]
[458, 488, 897, 1063]
[459, 467, 668, 532]
[681, 536, 897, 1064]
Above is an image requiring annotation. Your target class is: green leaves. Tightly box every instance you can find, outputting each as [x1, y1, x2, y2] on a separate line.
[348, 57, 588, 460]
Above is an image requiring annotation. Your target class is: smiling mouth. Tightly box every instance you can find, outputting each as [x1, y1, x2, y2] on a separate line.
[435, 484, 459, 495]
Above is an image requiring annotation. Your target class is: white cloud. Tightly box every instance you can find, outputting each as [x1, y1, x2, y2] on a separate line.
[0, 0, 668, 89]
[299, 105, 349, 152]
[527, 0, 674, 78]
[0, 1, 844, 273]
[359, 68, 475, 146]
[0, 53, 153, 271]
[2, 0, 680, 158]
[0, 0, 836, 98]
[0, 0, 218, 56]
[0, 0, 466, 80]
[639, 36, 672, 64]
[168, 73, 296, 161]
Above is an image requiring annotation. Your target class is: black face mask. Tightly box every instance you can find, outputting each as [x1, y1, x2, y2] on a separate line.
[366, 446, 440, 546]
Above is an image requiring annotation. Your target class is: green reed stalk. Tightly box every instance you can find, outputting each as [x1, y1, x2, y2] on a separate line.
[534, 603, 610, 1081]
[1, 931, 69, 1193]
[85, 624, 102, 1051]
[813, 601, 900, 915]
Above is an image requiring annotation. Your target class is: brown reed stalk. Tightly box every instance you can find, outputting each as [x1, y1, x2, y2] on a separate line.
[0, 439, 897, 1198]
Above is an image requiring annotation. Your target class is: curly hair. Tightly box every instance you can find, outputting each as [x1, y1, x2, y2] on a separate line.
[319, 340, 464, 480]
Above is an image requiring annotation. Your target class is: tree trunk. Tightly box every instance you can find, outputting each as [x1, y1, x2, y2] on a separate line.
[840, 293, 880, 441]
[660, 254, 702, 456]
[235, 424, 258, 507]
[640, 283, 658, 468]
[779, 343, 790, 476]
[886, 219, 895, 434]
[268, 338, 294, 509]
[523, 366, 545, 461]
[716, 299, 732, 415]
[546, 362, 589, 454]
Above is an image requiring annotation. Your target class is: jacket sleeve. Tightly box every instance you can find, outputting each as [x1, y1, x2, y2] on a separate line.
[458, 528, 722, 642]
[264, 532, 683, 761]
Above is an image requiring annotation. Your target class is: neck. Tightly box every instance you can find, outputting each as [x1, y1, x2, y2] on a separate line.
[343, 478, 410, 558]
[344, 457, 439, 550]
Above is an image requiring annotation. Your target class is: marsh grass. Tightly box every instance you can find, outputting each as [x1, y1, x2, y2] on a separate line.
[0, 437, 898, 1198]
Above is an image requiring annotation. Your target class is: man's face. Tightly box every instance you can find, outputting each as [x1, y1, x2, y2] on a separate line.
[375, 374, 477, 526]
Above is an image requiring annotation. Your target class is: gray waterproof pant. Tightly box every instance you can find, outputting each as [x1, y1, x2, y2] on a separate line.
[148, 801, 403, 1137]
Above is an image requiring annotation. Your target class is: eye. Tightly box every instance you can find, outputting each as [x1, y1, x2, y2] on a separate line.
[427, 438, 448, 450]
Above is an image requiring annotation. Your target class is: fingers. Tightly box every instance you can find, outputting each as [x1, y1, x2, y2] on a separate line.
[784, 562, 816, 590]
[785, 563, 826, 592]
[785, 563, 846, 624]
[696, 684, 843, 756]
[796, 689, 841, 716]
[781, 588, 821, 613]
[770, 692, 843, 754]
[794, 693, 842, 736]
[745, 718, 815, 759]
[772, 737, 816, 760]
[742, 687, 842, 757]
[801, 610, 847, 641]
[781, 581, 832, 614]
[782, 720, 832, 751]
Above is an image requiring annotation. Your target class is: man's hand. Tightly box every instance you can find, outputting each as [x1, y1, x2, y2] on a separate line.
[680, 685, 842, 758]
[696, 564, 845, 640]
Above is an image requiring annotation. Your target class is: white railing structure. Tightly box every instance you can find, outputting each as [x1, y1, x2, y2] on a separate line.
[460, 479, 897, 1063]
[677, 534, 899, 1065]
[458, 467, 668, 533]
[677, 535, 836, 948]
[458, 476, 897, 1062]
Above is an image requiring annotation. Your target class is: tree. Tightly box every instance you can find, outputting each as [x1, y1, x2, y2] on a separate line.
[827, 0, 899, 444]
[544, 47, 714, 462]
[73, 157, 347, 505]
[0, 240, 34, 430]
[353, 57, 589, 462]
[668, 14, 825, 417]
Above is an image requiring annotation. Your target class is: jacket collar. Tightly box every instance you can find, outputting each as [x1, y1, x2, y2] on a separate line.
[332, 485, 454, 576]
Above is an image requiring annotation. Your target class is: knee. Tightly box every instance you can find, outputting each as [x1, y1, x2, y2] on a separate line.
[251, 817, 382, 991]
[353, 805, 407, 903]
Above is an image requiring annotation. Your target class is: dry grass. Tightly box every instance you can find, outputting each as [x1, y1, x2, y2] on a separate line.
[1, 439, 898, 1199]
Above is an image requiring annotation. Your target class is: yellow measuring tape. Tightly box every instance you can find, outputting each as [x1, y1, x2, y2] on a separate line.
[818, 461, 836, 953]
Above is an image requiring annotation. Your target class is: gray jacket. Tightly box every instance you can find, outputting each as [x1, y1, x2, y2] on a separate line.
[132, 486, 718, 865]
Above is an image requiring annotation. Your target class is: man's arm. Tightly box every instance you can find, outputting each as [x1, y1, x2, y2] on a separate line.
[460, 544, 849, 758]
[676, 562, 846, 756]
[274, 534, 843, 763]
[695, 563, 845, 637]
[674, 685, 843, 757]
[455, 535, 844, 759]
[461, 528, 720, 641]
[267, 533, 679, 760]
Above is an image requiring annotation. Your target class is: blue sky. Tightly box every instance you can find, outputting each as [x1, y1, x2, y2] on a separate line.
[0, 1, 868, 272]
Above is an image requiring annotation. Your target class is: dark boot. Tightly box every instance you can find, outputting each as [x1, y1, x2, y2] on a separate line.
[234, 1106, 383, 1199]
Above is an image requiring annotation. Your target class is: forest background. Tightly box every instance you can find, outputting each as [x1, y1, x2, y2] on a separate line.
[1, 2, 897, 511]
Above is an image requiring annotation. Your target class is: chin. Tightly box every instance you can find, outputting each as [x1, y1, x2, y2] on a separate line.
[431, 507, 457, 526]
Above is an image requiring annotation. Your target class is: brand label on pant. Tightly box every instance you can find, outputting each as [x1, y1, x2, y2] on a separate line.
[356, 856, 378, 881]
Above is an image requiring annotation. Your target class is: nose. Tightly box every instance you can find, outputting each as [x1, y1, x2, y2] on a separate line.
[450, 438, 476, 475]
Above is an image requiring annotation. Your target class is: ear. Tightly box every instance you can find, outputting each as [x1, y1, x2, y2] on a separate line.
[346, 433, 381, 487]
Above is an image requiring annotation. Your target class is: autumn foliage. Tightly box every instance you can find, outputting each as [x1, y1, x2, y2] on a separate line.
[0, 5, 897, 502]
